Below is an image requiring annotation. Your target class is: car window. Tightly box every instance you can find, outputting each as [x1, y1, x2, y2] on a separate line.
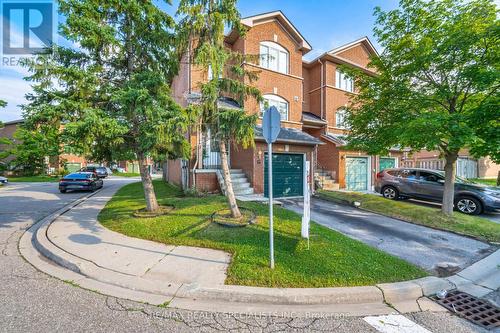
[386, 170, 400, 176]
[419, 171, 442, 183]
[65, 173, 88, 179]
[399, 170, 418, 179]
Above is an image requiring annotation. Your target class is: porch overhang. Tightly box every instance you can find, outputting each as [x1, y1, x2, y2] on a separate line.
[255, 126, 323, 146]
[302, 112, 327, 128]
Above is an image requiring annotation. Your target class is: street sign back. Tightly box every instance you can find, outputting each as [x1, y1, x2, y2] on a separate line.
[262, 106, 281, 144]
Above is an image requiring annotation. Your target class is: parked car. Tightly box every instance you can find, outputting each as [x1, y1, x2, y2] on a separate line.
[0, 176, 7, 184]
[59, 172, 103, 193]
[375, 168, 500, 215]
[80, 166, 108, 178]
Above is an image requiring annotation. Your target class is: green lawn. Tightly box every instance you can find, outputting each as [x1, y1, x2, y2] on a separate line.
[98, 180, 427, 288]
[317, 190, 500, 243]
[113, 172, 140, 177]
[7, 175, 59, 182]
[470, 178, 498, 186]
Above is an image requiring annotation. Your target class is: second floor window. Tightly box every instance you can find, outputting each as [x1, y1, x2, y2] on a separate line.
[259, 41, 289, 74]
[335, 69, 354, 92]
[260, 94, 289, 121]
[335, 108, 349, 129]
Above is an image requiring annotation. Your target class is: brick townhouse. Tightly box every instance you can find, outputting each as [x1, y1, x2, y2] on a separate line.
[167, 10, 405, 196]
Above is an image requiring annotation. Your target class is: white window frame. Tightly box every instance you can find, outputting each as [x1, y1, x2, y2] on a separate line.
[335, 69, 354, 93]
[260, 94, 289, 121]
[335, 108, 349, 129]
[259, 41, 289, 74]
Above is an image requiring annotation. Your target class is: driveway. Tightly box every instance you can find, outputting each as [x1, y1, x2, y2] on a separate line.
[281, 198, 495, 275]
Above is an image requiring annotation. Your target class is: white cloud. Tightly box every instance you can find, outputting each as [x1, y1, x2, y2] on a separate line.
[0, 75, 32, 121]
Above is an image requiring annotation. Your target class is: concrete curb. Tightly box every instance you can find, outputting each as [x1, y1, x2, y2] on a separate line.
[18, 187, 499, 314]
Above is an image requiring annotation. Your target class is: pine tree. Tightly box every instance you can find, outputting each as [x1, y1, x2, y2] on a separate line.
[23, 0, 191, 211]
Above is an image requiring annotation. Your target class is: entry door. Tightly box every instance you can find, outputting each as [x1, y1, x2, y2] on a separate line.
[264, 153, 304, 198]
[345, 157, 368, 191]
[202, 130, 222, 169]
[379, 157, 396, 171]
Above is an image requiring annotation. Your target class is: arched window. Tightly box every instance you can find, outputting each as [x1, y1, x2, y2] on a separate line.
[335, 108, 349, 129]
[259, 41, 289, 74]
[260, 94, 289, 121]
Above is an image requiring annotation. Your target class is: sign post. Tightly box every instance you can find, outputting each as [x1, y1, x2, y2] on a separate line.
[302, 161, 311, 249]
[262, 106, 281, 269]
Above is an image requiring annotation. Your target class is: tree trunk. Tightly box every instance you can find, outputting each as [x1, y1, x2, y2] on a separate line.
[497, 170, 500, 186]
[442, 151, 458, 216]
[162, 160, 168, 182]
[137, 152, 159, 212]
[219, 140, 241, 218]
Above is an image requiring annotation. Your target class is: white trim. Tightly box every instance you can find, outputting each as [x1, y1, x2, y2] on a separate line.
[345, 155, 372, 191]
[240, 11, 312, 51]
[328, 36, 379, 57]
[194, 169, 218, 173]
[244, 63, 303, 80]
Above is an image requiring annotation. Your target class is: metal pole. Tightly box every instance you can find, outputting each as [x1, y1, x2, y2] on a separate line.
[268, 142, 274, 269]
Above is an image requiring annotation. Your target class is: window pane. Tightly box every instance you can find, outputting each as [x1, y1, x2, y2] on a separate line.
[279, 102, 288, 120]
[260, 45, 268, 68]
[268, 48, 278, 71]
[335, 70, 341, 88]
[278, 51, 287, 74]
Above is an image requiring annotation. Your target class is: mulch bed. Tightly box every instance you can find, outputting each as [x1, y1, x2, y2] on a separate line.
[211, 207, 256, 227]
[132, 205, 175, 218]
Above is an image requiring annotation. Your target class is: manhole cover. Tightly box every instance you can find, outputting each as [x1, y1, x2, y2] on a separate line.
[434, 291, 500, 330]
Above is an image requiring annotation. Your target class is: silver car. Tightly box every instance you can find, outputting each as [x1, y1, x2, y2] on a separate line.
[375, 168, 500, 215]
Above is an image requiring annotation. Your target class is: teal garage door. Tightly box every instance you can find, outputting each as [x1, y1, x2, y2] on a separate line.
[65, 163, 81, 173]
[264, 153, 304, 198]
[379, 157, 396, 171]
[345, 157, 368, 191]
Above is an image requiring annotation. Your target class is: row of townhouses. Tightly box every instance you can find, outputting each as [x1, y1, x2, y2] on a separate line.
[165, 10, 403, 197]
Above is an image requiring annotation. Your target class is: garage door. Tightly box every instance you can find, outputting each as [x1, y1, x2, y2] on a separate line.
[65, 163, 81, 173]
[346, 157, 368, 191]
[264, 153, 304, 198]
[379, 157, 396, 171]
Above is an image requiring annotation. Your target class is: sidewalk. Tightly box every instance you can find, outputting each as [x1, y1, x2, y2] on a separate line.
[19, 179, 500, 316]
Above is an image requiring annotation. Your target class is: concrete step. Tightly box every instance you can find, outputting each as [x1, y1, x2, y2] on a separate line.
[229, 169, 243, 173]
[231, 176, 248, 183]
[233, 182, 251, 191]
[234, 187, 254, 195]
[230, 173, 246, 179]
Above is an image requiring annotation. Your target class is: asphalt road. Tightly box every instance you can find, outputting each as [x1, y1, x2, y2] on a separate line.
[0, 181, 488, 332]
[282, 198, 495, 275]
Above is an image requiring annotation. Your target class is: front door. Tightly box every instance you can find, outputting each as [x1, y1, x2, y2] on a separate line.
[202, 130, 222, 169]
[345, 157, 368, 191]
[264, 153, 304, 198]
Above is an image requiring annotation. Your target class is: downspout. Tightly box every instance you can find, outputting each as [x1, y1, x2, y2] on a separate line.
[318, 59, 324, 122]
[187, 39, 199, 189]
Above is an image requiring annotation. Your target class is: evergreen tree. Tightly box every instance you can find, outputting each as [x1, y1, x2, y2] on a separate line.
[23, 0, 191, 211]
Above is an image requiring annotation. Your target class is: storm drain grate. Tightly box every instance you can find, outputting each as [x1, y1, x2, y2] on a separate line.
[434, 291, 500, 330]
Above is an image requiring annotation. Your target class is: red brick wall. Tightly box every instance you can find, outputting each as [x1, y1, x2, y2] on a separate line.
[230, 144, 255, 184]
[195, 172, 219, 193]
[336, 44, 372, 68]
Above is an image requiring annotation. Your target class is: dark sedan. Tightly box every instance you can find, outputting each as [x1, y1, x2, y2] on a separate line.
[59, 172, 103, 193]
[80, 166, 108, 178]
[375, 168, 500, 215]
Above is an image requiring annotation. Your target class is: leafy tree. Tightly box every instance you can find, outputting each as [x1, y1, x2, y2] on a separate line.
[9, 127, 58, 174]
[345, 0, 499, 215]
[23, 0, 191, 211]
[0, 100, 11, 161]
[177, 0, 262, 218]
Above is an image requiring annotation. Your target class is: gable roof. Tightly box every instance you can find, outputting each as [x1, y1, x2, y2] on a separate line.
[328, 36, 379, 57]
[238, 11, 312, 53]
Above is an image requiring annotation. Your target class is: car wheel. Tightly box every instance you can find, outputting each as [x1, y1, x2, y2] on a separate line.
[90, 184, 96, 192]
[382, 186, 399, 200]
[455, 197, 482, 215]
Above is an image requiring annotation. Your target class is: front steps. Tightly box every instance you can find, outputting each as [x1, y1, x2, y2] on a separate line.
[315, 171, 340, 191]
[230, 169, 254, 195]
[216, 169, 255, 196]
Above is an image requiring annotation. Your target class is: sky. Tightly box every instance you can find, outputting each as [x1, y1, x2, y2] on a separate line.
[0, 0, 400, 122]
